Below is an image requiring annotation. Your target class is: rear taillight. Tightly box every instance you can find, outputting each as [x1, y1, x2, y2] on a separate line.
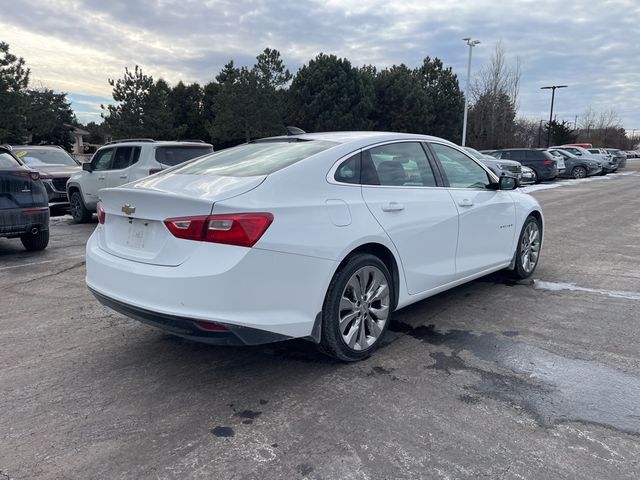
[97, 202, 106, 224]
[543, 159, 554, 165]
[164, 213, 273, 247]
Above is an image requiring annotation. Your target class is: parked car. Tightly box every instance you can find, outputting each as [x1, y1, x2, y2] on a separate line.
[11, 145, 81, 215]
[605, 148, 627, 169]
[587, 148, 617, 167]
[548, 148, 602, 178]
[488, 149, 559, 182]
[462, 147, 523, 183]
[85, 131, 544, 361]
[0, 146, 50, 250]
[519, 166, 536, 185]
[556, 145, 617, 174]
[67, 139, 214, 223]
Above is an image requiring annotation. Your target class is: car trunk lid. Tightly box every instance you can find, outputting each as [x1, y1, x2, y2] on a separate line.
[97, 173, 266, 266]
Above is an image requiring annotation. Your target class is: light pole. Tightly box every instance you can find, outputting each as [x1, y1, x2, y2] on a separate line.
[461, 37, 480, 146]
[540, 85, 568, 147]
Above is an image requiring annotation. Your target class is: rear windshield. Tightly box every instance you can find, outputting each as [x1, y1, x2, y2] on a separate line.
[0, 152, 20, 168]
[155, 146, 214, 166]
[171, 141, 336, 177]
[14, 148, 78, 167]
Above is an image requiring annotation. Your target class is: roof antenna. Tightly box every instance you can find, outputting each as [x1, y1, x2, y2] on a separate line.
[286, 126, 306, 136]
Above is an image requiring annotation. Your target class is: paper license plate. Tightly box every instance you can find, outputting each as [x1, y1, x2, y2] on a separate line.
[126, 220, 146, 249]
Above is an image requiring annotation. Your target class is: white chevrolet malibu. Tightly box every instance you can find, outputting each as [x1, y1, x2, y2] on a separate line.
[86, 132, 543, 361]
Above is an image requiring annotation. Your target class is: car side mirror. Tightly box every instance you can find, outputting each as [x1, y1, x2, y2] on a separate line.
[83, 162, 94, 172]
[499, 175, 517, 190]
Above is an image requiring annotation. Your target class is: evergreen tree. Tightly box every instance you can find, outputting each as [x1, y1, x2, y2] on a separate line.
[26, 88, 75, 150]
[0, 42, 30, 143]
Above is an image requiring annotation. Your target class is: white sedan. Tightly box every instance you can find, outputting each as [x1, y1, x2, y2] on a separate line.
[86, 132, 543, 361]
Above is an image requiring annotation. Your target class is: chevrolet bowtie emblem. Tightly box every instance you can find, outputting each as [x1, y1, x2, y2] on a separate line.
[121, 204, 136, 215]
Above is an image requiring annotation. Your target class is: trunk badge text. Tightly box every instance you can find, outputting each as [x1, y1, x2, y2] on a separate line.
[122, 204, 136, 215]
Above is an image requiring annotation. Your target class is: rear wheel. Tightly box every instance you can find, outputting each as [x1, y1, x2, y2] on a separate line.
[572, 166, 587, 179]
[70, 191, 92, 223]
[510, 216, 541, 279]
[319, 253, 393, 362]
[20, 229, 49, 251]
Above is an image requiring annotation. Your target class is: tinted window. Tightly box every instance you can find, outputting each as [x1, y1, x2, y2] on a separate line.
[431, 143, 490, 189]
[362, 142, 436, 187]
[131, 147, 141, 165]
[0, 152, 20, 168]
[14, 148, 78, 167]
[92, 149, 114, 171]
[335, 153, 360, 184]
[112, 146, 134, 170]
[173, 141, 335, 177]
[155, 146, 214, 166]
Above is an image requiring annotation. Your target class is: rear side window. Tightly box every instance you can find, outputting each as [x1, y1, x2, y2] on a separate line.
[155, 146, 214, 167]
[112, 147, 134, 170]
[0, 152, 20, 168]
[335, 153, 360, 184]
[362, 142, 436, 187]
[172, 141, 336, 177]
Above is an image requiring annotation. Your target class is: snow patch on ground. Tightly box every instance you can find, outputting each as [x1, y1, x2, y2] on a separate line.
[518, 170, 637, 193]
[534, 280, 640, 301]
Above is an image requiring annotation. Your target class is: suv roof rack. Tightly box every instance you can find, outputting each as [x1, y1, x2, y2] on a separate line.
[104, 138, 156, 146]
[178, 139, 206, 143]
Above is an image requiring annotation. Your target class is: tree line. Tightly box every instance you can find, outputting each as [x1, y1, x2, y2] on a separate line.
[0, 42, 76, 150]
[1, 40, 635, 152]
[100, 48, 465, 149]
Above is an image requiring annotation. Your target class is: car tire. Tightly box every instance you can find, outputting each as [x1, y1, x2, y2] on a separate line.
[319, 253, 394, 362]
[510, 216, 542, 279]
[20, 229, 49, 251]
[530, 169, 539, 183]
[572, 166, 587, 179]
[70, 191, 92, 223]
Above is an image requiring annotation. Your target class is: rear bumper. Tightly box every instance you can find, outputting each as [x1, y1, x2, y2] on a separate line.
[90, 288, 292, 345]
[85, 232, 336, 341]
[0, 208, 49, 237]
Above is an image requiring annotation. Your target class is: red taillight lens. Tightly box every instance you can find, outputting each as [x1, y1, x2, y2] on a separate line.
[97, 202, 106, 224]
[543, 159, 554, 165]
[164, 213, 273, 247]
[195, 320, 228, 331]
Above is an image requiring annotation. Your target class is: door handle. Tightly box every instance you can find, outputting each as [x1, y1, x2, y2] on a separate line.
[119, 175, 128, 179]
[98, 176, 106, 181]
[381, 202, 405, 212]
[458, 198, 473, 207]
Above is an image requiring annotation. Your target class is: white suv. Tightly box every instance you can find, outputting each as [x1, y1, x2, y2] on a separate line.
[66, 139, 213, 223]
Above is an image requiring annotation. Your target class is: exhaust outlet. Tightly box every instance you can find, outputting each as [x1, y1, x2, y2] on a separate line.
[31, 227, 39, 235]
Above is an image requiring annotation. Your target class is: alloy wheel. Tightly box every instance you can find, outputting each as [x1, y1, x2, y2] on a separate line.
[338, 266, 390, 351]
[520, 221, 541, 273]
[572, 166, 587, 179]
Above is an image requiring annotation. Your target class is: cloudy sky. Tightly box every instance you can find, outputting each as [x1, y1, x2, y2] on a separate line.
[2, 0, 639, 130]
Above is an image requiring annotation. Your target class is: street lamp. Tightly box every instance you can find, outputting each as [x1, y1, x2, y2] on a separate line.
[461, 37, 480, 147]
[540, 85, 568, 147]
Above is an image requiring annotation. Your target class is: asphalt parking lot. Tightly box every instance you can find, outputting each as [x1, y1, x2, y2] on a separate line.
[1, 163, 640, 479]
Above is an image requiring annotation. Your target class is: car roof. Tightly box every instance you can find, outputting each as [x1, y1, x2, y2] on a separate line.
[257, 131, 456, 148]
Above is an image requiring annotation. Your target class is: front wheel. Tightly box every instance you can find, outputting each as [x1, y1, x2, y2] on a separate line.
[510, 216, 542, 279]
[319, 254, 393, 362]
[21, 229, 49, 251]
[530, 169, 539, 183]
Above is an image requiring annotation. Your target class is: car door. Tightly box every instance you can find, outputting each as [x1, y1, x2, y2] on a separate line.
[83, 148, 114, 205]
[104, 146, 141, 188]
[360, 141, 459, 295]
[428, 142, 516, 278]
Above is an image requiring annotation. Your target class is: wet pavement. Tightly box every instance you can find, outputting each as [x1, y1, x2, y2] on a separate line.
[1, 164, 640, 479]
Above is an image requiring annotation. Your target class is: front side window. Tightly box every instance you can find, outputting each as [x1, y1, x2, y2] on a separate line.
[92, 149, 114, 171]
[431, 143, 491, 189]
[172, 141, 336, 177]
[361, 142, 436, 187]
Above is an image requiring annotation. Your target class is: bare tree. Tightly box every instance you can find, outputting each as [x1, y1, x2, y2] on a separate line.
[467, 42, 522, 149]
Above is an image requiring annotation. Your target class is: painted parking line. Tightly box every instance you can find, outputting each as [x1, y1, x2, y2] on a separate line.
[0, 255, 85, 271]
[534, 279, 640, 301]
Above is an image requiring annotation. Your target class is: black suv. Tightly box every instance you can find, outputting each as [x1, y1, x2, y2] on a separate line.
[489, 149, 558, 182]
